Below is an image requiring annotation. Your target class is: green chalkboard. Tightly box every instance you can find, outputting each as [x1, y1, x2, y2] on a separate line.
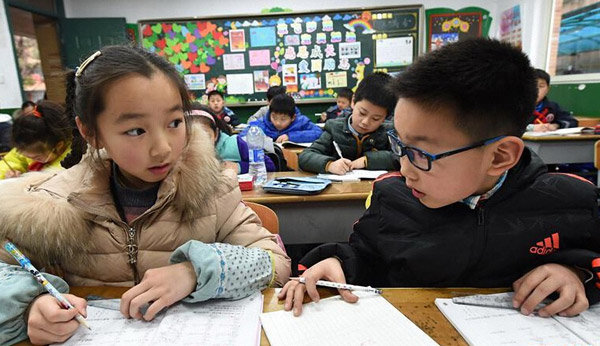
[139, 5, 423, 106]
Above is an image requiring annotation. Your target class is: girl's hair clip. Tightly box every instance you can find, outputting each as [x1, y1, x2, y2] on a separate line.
[75, 51, 102, 77]
[27, 105, 42, 118]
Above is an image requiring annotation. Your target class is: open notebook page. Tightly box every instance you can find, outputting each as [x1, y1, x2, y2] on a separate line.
[553, 303, 600, 345]
[53, 292, 263, 346]
[261, 292, 438, 346]
[435, 298, 589, 345]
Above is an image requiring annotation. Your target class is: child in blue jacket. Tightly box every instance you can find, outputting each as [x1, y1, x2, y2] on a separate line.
[189, 104, 275, 173]
[242, 94, 322, 143]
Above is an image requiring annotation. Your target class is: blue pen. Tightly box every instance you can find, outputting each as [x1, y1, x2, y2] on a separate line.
[4, 241, 91, 330]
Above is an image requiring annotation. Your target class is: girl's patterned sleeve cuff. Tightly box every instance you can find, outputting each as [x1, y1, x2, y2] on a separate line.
[170, 241, 273, 303]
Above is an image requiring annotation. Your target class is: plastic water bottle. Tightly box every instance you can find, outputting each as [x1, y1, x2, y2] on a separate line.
[246, 121, 268, 187]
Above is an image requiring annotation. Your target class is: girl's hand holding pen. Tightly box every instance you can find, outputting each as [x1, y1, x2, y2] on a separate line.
[27, 293, 87, 345]
[278, 257, 358, 317]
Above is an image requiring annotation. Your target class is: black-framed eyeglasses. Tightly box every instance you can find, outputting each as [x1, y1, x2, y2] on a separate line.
[387, 130, 506, 172]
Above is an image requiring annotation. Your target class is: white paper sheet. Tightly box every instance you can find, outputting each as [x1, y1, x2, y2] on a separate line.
[54, 292, 263, 346]
[435, 298, 590, 345]
[261, 292, 438, 346]
[317, 169, 387, 181]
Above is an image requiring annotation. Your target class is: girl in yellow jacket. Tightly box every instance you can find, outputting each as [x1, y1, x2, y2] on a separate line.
[0, 46, 290, 345]
[0, 101, 71, 179]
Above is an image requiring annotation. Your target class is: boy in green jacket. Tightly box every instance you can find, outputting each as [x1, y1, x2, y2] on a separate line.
[298, 72, 399, 174]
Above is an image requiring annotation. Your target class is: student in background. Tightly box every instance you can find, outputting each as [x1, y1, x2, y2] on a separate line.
[207, 90, 240, 127]
[247, 86, 289, 123]
[299, 73, 399, 175]
[282, 39, 600, 317]
[0, 46, 290, 345]
[241, 94, 322, 144]
[528, 69, 578, 132]
[188, 103, 276, 173]
[0, 101, 72, 179]
[318, 87, 353, 123]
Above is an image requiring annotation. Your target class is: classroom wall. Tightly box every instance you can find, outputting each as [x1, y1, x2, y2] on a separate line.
[0, 2, 23, 109]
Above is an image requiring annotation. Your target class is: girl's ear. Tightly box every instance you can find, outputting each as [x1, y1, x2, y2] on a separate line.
[75, 116, 100, 149]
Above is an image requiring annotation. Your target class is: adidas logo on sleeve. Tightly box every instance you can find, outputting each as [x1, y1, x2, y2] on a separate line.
[529, 233, 560, 255]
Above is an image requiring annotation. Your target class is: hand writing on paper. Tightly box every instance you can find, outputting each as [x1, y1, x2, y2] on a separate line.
[533, 123, 560, 132]
[275, 134, 289, 143]
[120, 262, 196, 321]
[350, 156, 366, 170]
[512, 263, 588, 317]
[320, 112, 327, 122]
[328, 158, 352, 175]
[27, 293, 87, 345]
[278, 257, 358, 317]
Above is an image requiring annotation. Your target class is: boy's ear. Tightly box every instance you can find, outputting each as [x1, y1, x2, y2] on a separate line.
[75, 116, 101, 149]
[351, 96, 355, 108]
[486, 136, 524, 176]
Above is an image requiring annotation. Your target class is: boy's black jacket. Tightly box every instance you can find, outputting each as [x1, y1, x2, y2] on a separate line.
[301, 149, 600, 304]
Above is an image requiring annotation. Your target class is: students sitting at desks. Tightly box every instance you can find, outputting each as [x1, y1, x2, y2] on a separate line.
[241, 94, 322, 144]
[318, 87, 353, 123]
[0, 46, 290, 345]
[207, 90, 241, 127]
[0, 101, 72, 179]
[188, 103, 276, 173]
[528, 69, 578, 132]
[281, 39, 600, 317]
[298, 72, 399, 175]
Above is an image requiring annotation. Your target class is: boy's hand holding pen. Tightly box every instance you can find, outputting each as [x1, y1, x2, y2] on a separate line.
[328, 141, 353, 175]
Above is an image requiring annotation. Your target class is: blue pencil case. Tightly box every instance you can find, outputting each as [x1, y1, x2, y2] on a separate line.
[262, 177, 332, 195]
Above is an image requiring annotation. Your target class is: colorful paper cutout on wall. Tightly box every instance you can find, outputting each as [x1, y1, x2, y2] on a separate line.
[426, 7, 491, 52]
[311, 59, 323, 72]
[284, 35, 300, 45]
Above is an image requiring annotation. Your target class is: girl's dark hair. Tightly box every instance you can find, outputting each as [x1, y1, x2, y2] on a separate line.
[21, 101, 36, 110]
[188, 103, 232, 136]
[62, 45, 192, 168]
[12, 101, 71, 150]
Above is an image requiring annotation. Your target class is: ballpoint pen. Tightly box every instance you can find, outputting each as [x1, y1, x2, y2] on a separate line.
[4, 241, 91, 330]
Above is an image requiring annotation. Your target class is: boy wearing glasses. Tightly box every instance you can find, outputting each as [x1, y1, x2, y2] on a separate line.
[280, 38, 600, 317]
[298, 72, 399, 175]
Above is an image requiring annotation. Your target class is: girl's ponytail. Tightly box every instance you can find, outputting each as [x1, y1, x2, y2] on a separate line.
[61, 70, 87, 168]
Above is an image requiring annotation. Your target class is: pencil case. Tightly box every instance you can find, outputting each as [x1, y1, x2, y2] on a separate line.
[262, 177, 331, 195]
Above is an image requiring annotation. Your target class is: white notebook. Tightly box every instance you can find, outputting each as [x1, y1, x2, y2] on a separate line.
[317, 169, 387, 182]
[524, 126, 595, 137]
[435, 295, 600, 346]
[53, 292, 263, 346]
[261, 292, 438, 346]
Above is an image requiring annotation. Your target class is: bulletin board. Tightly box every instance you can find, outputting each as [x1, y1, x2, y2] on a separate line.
[139, 5, 423, 105]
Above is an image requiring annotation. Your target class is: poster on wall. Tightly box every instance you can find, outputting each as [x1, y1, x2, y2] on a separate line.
[253, 70, 269, 92]
[375, 36, 414, 67]
[226, 73, 254, 94]
[499, 5, 522, 49]
[229, 29, 247, 52]
[184, 74, 206, 90]
[282, 64, 298, 86]
[426, 7, 492, 51]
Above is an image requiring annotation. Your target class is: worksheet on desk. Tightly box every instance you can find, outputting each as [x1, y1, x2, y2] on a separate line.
[435, 298, 595, 345]
[53, 292, 263, 346]
[261, 292, 438, 346]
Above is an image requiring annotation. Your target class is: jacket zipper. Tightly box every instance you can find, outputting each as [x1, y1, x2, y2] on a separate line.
[126, 227, 140, 284]
[477, 207, 485, 225]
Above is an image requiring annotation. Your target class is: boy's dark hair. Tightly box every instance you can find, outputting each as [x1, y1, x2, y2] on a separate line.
[535, 68, 551, 85]
[266, 86, 286, 101]
[391, 38, 537, 139]
[269, 94, 296, 117]
[354, 72, 396, 114]
[207, 90, 224, 100]
[337, 88, 354, 101]
[12, 101, 71, 150]
[188, 103, 232, 136]
[63, 45, 191, 168]
[21, 101, 36, 110]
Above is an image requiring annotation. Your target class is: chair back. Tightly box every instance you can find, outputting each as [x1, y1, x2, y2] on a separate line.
[245, 201, 279, 234]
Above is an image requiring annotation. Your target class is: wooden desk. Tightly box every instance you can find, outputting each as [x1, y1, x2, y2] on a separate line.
[16, 286, 508, 346]
[242, 171, 373, 244]
[522, 133, 600, 164]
